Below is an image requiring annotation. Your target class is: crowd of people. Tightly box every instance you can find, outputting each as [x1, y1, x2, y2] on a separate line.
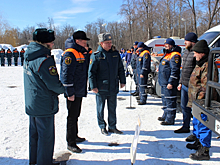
[22, 27, 218, 165]
[0, 47, 25, 66]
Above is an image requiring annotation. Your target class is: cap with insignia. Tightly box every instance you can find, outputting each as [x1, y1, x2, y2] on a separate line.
[98, 33, 112, 42]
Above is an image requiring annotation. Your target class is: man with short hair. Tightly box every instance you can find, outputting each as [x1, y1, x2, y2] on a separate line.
[174, 32, 197, 133]
[158, 38, 181, 125]
[24, 28, 65, 165]
[60, 31, 90, 153]
[89, 33, 126, 135]
[13, 48, 19, 66]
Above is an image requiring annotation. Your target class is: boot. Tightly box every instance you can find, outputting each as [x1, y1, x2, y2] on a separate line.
[186, 138, 201, 150]
[189, 144, 210, 160]
[185, 134, 197, 142]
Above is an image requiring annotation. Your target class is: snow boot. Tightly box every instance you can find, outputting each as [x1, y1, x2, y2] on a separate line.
[189, 145, 210, 160]
[186, 138, 201, 150]
[185, 134, 197, 142]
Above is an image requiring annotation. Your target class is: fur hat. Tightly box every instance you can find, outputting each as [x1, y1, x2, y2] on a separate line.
[185, 32, 198, 43]
[98, 33, 112, 42]
[33, 28, 55, 43]
[73, 31, 90, 40]
[192, 40, 210, 54]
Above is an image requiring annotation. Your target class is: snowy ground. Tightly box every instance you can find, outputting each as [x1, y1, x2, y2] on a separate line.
[0, 65, 220, 165]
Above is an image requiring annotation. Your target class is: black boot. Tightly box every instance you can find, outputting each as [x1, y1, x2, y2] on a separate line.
[186, 138, 201, 150]
[185, 134, 197, 142]
[189, 145, 210, 160]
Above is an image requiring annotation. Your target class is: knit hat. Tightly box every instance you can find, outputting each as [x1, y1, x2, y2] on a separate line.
[98, 33, 112, 42]
[137, 42, 146, 48]
[185, 32, 198, 43]
[133, 41, 139, 46]
[164, 38, 175, 46]
[33, 28, 55, 43]
[192, 39, 210, 54]
[73, 30, 90, 40]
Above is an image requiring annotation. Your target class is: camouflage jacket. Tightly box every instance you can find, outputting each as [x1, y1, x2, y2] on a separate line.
[187, 61, 218, 108]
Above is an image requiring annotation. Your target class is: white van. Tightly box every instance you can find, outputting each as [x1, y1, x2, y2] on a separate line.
[144, 37, 185, 55]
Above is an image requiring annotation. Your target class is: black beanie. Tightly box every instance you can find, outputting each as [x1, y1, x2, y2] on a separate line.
[192, 39, 209, 55]
[33, 28, 55, 43]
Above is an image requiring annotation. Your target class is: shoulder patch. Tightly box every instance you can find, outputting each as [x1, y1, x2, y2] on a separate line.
[49, 66, 58, 75]
[90, 59, 93, 65]
[174, 55, 180, 63]
[65, 56, 72, 65]
[145, 54, 148, 59]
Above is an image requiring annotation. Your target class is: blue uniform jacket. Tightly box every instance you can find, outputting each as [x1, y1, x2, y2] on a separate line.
[125, 51, 132, 64]
[23, 42, 65, 117]
[158, 46, 181, 87]
[89, 45, 126, 96]
[60, 36, 89, 98]
[137, 48, 151, 75]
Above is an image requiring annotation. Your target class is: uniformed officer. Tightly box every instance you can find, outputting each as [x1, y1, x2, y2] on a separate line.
[131, 41, 139, 96]
[23, 28, 65, 165]
[158, 38, 181, 125]
[0, 48, 5, 66]
[20, 48, 25, 66]
[13, 48, 19, 66]
[136, 42, 151, 105]
[89, 33, 126, 135]
[60, 31, 90, 153]
[6, 49, 12, 66]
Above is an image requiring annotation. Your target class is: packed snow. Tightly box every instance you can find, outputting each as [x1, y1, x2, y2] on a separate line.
[0, 45, 220, 165]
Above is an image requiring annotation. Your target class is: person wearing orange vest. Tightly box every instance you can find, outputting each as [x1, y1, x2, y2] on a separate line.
[136, 42, 151, 105]
[158, 38, 181, 125]
[60, 30, 90, 154]
[20, 48, 25, 66]
[13, 48, 19, 66]
[0, 48, 5, 66]
[6, 49, 12, 66]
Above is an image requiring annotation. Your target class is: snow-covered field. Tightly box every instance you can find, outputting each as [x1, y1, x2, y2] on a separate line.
[0, 64, 220, 165]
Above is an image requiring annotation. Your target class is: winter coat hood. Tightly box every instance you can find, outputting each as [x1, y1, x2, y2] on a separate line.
[24, 41, 51, 61]
[65, 36, 87, 53]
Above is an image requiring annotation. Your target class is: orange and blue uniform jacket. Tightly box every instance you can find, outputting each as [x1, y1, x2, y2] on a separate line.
[158, 46, 181, 87]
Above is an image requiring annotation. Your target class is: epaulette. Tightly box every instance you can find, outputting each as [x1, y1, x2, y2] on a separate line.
[94, 51, 100, 55]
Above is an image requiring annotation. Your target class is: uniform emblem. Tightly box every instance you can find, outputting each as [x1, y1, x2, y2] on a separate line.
[65, 57, 72, 65]
[162, 61, 166, 65]
[49, 66, 57, 75]
[90, 59, 92, 64]
[108, 36, 111, 39]
[145, 55, 148, 59]
[139, 58, 141, 61]
[174, 56, 179, 63]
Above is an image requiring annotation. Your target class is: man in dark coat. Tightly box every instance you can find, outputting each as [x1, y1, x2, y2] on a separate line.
[24, 28, 65, 165]
[174, 32, 197, 133]
[20, 48, 25, 66]
[60, 31, 90, 153]
[13, 48, 19, 66]
[89, 33, 126, 135]
[6, 49, 12, 66]
[0, 48, 5, 66]
[158, 38, 181, 125]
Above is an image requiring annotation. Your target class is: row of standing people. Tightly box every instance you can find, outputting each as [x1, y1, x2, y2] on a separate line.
[120, 33, 219, 161]
[0, 48, 25, 66]
[23, 28, 126, 165]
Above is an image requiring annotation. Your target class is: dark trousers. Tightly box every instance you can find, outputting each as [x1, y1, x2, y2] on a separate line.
[7, 59, 11, 66]
[161, 86, 177, 124]
[66, 97, 82, 146]
[14, 57, 18, 66]
[29, 116, 55, 165]
[138, 74, 148, 103]
[96, 94, 117, 129]
[181, 85, 192, 129]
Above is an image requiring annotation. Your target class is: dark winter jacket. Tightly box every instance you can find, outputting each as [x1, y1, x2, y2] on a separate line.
[13, 49, 19, 58]
[158, 45, 181, 87]
[125, 50, 132, 64]
[23, 41, 65, 117]
[60, 36, 89, 98]
[88, 45, 126, 96]
[179, 48, 196, 87]
[137, 48, 151, 75]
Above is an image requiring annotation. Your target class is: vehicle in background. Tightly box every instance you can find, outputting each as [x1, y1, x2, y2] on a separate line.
[144, 36, 185, 56]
